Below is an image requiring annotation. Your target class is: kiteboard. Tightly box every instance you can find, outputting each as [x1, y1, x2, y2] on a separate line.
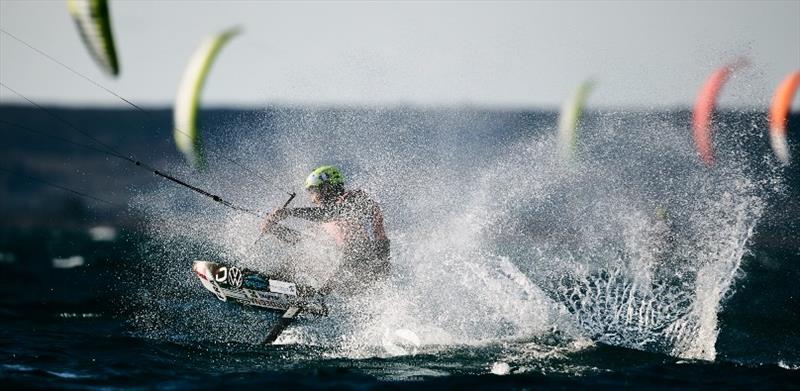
[192, 260, 328, 317]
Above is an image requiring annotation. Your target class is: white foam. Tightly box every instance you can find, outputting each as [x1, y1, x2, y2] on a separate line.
[490, 361, 511, 375]
[52, 255, 85, 269]
[88, 225, 118, 241]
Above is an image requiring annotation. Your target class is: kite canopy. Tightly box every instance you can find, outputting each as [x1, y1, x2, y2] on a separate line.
[557, 80, 594, 160]
[768, 71, 800, 166]
[691, 59, 746, 166]
[66, 0, 119, 77]
[173, 27, 241, 169]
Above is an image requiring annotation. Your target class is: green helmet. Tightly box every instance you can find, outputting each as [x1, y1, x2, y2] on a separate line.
[305, 165, 344, 189]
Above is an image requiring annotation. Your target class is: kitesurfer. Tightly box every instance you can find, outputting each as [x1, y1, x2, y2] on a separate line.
[260, 165, 391, 295]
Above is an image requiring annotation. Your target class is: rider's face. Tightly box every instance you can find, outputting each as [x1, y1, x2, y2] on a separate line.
[308, 188, 323, 205]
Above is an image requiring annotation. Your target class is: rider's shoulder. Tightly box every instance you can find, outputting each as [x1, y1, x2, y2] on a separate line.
[340, 189, 374, 204]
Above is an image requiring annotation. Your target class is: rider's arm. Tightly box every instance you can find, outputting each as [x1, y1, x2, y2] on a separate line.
[285, 206, 338, 222]
[267, 224, 302, 245]
[260, 206, 331, 242]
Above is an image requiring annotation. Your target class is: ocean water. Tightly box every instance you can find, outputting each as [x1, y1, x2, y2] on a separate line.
[1, 106, 799, 389]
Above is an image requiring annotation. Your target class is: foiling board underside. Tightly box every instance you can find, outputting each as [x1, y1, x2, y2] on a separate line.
[192, 260, 328, 316]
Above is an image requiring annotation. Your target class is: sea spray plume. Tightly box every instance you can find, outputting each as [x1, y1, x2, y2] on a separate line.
[128, 106, 768, 362]
[768, 71, 800, 166]
[692, 58, 748, 166]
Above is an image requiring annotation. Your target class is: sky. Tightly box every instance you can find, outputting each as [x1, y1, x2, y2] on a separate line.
[0, 0, 798, 109]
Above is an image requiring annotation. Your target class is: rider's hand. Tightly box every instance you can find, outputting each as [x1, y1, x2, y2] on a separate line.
[260, 208, 289, 232]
